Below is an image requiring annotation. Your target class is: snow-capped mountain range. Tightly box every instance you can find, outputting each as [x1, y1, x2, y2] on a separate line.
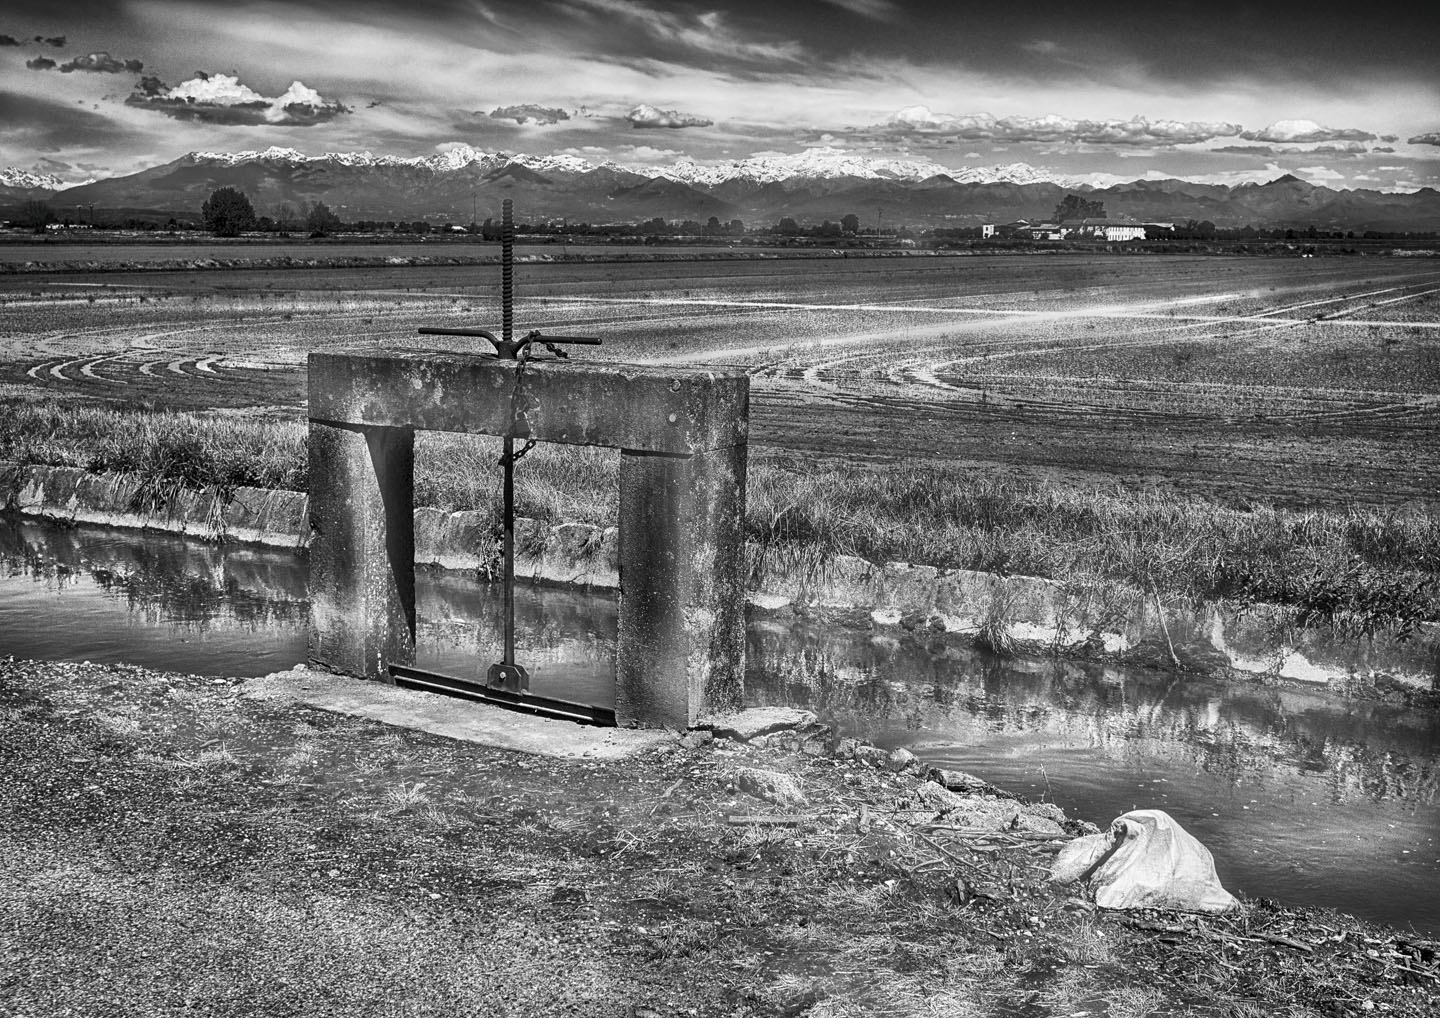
[171, 143, 1076, 187]
[0, 167, 71, 191]
[4, 144, 1438, 231]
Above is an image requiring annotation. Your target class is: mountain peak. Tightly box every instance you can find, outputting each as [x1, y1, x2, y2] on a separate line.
[0, 167, 69, 190]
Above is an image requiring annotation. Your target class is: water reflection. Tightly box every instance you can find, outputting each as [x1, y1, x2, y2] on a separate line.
[745, 617, 1440, 934]
[0, 519, 616, 706]
[2, 517, 1438, 933]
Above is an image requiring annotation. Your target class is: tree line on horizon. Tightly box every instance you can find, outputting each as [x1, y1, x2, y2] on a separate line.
[6, 188, 1436, 242]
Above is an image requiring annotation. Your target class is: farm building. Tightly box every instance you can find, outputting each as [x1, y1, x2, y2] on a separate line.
[1064, 218, 1146, 241]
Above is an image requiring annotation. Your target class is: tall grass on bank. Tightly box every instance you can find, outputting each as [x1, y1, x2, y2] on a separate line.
[2, 399, 1435, 635]
[0, 399, 305, 492]
[414, 433, 615, 529]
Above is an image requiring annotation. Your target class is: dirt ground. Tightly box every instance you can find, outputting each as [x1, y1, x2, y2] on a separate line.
[1, 252, 1436, 508]
[2, 656, 1437, 1017]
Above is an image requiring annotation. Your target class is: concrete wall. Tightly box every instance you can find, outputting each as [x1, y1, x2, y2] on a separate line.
[4, 461, 1435, 692]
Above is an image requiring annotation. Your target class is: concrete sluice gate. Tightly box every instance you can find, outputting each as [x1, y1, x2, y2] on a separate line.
[306, 350, 750, 729]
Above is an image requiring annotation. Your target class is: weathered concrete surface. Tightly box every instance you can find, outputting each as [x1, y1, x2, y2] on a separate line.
[307, 351, 751, 729]
[307, 423, 416, 680]
[244, 666, 670, 759]
[616, 445, 748, 729]
[0, 463, 308, 548]
[698, 707, 818, 741]
[309, 351, 749, 456]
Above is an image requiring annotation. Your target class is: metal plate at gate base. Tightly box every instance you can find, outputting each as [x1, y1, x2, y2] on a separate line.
[390, 664, 617, 727]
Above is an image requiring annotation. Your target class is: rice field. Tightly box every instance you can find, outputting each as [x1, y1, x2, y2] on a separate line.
[1, 251, 1435, 507]
[1, 250, 1437, 629]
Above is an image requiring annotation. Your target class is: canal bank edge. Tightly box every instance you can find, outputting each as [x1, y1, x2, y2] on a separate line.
[3, 461, 1436, 693]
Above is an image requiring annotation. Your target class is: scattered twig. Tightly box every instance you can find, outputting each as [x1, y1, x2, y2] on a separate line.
[648, 778, 685, 816]
[725, 813, 806, 826]
[912, 829, 985, 877]
[1149, 579, 1183, 670]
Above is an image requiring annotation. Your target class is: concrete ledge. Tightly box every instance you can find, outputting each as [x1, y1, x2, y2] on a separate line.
[243, 666, 672, 759]
[309, 351, 749, 455]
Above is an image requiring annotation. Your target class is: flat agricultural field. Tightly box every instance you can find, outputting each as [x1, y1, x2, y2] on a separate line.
[2, 252, 1437, 508]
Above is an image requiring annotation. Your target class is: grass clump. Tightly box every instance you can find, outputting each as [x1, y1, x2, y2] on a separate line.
[0, 397, 304, 492]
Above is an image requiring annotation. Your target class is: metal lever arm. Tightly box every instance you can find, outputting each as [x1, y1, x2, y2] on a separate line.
[417, 327, 601, 361]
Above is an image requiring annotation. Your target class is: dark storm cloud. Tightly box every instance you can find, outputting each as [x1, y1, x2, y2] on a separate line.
[1215, 142, 1382, 159]
[0, 34, 22, 46]
[0, 88, 136, 148]
[810, 1, 1437, 88]
[545, 0, 806, 75]
[37, 35, 65, 47]
[25, 56, 55, 70]
[489, 104, 570, 125]
[1410, 133, 1440, 146]
[58, 52, 143, 74]
[628, 104, 712, 129]
[274, 97, 352, 126]
[129, 95, 272, 126]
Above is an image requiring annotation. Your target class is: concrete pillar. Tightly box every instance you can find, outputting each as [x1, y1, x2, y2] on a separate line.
[616, 444, 748, 729]
[308, 422, 416, 679]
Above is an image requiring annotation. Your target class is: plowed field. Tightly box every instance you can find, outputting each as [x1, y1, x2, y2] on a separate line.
[3, 253, 1436, 508]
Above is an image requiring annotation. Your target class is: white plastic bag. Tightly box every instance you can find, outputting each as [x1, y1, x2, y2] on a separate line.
[1051, 809, 1237, 913]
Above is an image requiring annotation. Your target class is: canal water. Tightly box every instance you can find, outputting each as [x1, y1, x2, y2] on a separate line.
[3, 516, 1437, 936]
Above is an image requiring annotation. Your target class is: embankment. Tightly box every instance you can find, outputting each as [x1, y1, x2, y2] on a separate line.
[3, 461, 1435, 692]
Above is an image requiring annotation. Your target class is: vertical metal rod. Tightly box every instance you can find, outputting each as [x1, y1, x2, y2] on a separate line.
[501, 199, 513, 343]
[502, 435, 515, 669]
[500, 198, 516, 679]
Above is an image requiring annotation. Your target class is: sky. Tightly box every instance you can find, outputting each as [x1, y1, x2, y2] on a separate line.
[2, 0, 1438, 190]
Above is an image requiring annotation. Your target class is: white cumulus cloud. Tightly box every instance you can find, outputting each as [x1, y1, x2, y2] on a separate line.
[627, 103, 712, 129]
[1241, 119, 1376, 143]
[126, 73, 350, 127]
[878, 108, 1241, 147]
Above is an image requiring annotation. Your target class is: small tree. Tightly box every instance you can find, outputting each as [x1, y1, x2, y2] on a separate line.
[1053, 194, 1105, 223]
[274, 202, 299, 236]
[201, 187, 256, 237]
[306, 201, 342, 237]
[841, 213, 860, 234]
[17, 199, 55, 234]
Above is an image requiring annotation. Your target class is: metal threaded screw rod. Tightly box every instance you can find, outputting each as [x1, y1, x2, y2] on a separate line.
[501, 199, 513, 343]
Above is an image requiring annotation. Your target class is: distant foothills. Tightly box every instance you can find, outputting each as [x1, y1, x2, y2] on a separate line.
[3, 145, 1439, 236]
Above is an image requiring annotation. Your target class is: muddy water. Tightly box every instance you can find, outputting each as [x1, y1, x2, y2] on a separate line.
[2, 517, 1437, 935]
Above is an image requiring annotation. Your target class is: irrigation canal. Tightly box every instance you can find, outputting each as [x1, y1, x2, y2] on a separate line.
[3, 515, 1437, 936]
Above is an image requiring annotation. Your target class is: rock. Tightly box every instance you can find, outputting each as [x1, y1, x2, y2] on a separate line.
[914, 780, 968, 814]
[835, 737, 861, 760]
[928, 767, 995, 795]
[700, 707, 817, 742]
[732, 767, 806, 807]
[854, 745, 890, 768]
[1027, 802, 1068, 825]
[1014, 812, 1067, 837]
[887, 748, 919, 773]
[950, 798, 1025, 832]
[679, 729, 714, 750]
